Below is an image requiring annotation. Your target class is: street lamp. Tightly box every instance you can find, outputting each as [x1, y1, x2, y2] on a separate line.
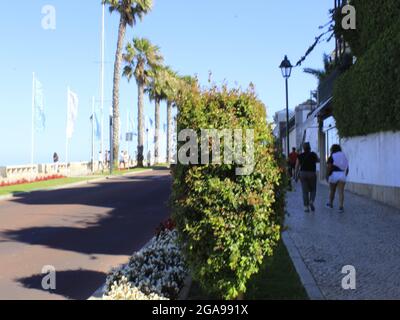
[279, 55, 293, 160]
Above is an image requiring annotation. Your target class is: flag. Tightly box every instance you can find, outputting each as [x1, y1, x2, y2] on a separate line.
[126, 132, 134, 142]
[90, 105, 101, 141]
[94, 111, 101, 140]
[66, 88, 79, 139]
[148, 116, 154, 128]
[119, 117, 123, 142]
[34, 78, 45, 132]
[128, 110, 135, 132]
[94, 101, 102, 141]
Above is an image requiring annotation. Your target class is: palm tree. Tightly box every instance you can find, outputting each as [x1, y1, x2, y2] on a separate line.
[102, 0, 153, 164]
[123, 38, 163, 167]
[146, 66, 169, 164]
[304, 53, 335, 82]
[162, 67, 180, 164]
[157, 70, 197, 164]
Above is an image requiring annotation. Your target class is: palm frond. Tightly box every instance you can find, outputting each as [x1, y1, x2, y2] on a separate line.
[104, 0, 153, 26]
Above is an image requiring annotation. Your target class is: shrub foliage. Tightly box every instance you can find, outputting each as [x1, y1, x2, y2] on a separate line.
[171, 83, 285, 300]
[333, 1, 400, 137]
[336, 0, 400, 57]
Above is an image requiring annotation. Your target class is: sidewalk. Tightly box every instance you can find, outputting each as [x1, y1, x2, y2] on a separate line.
[285, 182, 400, 300]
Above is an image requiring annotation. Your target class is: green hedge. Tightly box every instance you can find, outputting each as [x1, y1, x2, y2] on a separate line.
[333, 21, 400, 137]
[337, 0, 400, 57]
[171, 84, 286, 300]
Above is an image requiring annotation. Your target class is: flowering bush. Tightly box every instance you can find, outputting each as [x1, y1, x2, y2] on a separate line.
[102, 229, 187, 300]
[171, 84, 285, 299]
[0, 174, 66, 188]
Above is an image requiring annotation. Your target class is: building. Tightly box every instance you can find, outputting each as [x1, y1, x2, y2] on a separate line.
[273, 100, 317, 157]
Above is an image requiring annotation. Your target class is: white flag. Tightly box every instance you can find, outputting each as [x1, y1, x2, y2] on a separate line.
[66, 88, 79, 139]
[33, 77, 46, 132]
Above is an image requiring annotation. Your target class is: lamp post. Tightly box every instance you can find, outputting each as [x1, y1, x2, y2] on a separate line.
[279, 55, 293, 160]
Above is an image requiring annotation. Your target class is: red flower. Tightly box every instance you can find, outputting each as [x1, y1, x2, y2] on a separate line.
[155, 218, 176, 237]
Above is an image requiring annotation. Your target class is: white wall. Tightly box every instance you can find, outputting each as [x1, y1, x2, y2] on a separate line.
[289, 129, 297, 150]
[342, 131, 400, 188]
[282, 128, 297, 156]
[304, 118, 319, 154]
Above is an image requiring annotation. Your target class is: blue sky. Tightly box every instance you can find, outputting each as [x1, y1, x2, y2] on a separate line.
[0, 0, 334, 166]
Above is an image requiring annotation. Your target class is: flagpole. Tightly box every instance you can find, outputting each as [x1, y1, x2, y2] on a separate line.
[31, 72, 35, 165]
[126, 108, 129, 160]
[91, 96, 95, 173]
[100, 2, 105, 163]
[66, 87, 70, 171]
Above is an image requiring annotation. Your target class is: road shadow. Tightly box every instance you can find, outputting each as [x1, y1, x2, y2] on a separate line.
[3, 170, 171, 256]
[17, 269, 107, 300]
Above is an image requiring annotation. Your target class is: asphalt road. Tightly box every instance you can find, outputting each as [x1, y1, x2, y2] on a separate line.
[0, 169, 172, 300]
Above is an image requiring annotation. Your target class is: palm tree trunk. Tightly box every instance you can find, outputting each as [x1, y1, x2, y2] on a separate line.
[137, 83, 145, 167]
[167, 100, 173, 164]
[154, 97, 161, 164]
[111, 17, 126, 165]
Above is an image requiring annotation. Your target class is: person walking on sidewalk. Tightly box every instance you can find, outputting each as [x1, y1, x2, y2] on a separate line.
[295, 142, 320, 213]
[326, 144, 349, 213]
[288, 147, 299, 179]
[53, 152, 59, 173]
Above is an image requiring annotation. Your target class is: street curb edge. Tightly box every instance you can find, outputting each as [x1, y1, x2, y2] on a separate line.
[282, 231, 325, 300]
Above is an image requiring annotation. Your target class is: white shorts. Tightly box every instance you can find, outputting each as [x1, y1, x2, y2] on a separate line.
[329, 171, 347, 184]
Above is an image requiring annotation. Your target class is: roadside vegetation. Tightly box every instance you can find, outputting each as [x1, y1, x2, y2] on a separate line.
[0, 166, 164, 197]
[189, 240, 308, 300]
[0, 177, 93, 196]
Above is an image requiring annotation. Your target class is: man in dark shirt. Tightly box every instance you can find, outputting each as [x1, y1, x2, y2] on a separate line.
[295, 142, 320, 213]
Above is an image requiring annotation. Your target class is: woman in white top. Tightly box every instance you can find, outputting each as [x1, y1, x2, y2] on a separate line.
[326, 144, 349, 213]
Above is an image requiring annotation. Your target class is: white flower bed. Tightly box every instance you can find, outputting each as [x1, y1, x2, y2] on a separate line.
[102, 229, 187, 300]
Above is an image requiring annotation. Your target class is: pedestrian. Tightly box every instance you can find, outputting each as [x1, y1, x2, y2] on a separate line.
[124, 151, 129, 169]
[326, 144, 349, 213]
[119, 151, 125, 170]
[98, 151, 104, 172]
[105, 150, 109, 168]
[53, 152, 59, 173]
[295, 142, 320, 213]
[288, 147, 299, 179]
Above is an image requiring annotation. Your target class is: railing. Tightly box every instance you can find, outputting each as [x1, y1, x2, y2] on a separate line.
[0, 164, 39, 181]
[0, 162, 91, 183]
[0, 159, 145, 184]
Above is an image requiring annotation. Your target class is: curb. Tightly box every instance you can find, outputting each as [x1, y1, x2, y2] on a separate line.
[178, 276, 193, 301]
[282, 231, 325, 300]
[88, 284, 106, 300]
[0, 169, 153, 203]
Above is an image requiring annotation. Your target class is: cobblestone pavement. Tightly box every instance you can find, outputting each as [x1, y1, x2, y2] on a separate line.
[285, 182, 400, 300]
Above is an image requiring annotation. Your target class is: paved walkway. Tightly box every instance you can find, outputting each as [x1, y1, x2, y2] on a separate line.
[285, 182, 400, 300]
